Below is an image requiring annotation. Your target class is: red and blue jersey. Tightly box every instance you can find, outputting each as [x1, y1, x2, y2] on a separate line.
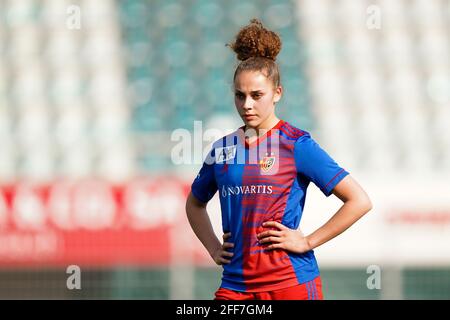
[191, 120, 349, 292]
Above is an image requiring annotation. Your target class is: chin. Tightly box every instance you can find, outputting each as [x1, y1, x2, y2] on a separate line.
[243, 120, 260, 129]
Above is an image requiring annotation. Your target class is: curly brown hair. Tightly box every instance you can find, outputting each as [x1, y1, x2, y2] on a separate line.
[227, 19, 282, 88]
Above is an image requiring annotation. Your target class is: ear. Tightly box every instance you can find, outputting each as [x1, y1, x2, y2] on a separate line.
[273, 86, 282, 103]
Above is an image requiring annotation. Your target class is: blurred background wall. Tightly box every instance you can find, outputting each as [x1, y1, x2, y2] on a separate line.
[0, 0, 449, 299]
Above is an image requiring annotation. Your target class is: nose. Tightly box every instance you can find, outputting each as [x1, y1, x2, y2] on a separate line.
[243, 97, 253, 110]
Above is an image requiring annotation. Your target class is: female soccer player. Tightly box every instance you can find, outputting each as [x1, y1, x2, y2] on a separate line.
[185, 19, 372, 300]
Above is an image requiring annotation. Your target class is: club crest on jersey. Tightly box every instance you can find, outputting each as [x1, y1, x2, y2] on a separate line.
[259, 152, 276, 172]
[215, 145, 237, 163]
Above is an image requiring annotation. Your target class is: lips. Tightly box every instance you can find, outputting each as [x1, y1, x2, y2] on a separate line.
[244, 114, 257, 120]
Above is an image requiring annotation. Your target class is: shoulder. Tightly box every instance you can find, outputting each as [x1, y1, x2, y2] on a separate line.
[211, 128, 241, 149]
[279, 121, 310, 143]
[206, 128, 242, 162]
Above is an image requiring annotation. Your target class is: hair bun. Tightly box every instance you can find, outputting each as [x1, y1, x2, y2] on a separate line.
[228, 18, 282, 61]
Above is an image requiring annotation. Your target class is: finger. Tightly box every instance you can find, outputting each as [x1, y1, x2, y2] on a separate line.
[223, 233, 232, 240]
[263, 221, 288, 230]
[262, 221, 287, 230]
[219, 257, 231, 264]
[221, 251, 234, 258]
[266, 243, 283, 250]
[258, 236, 282, 244]
[257, 230, 282, 239]
[222, 242, 234, 249]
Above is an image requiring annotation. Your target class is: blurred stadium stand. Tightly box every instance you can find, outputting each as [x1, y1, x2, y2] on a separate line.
[0, 0, 449, 299]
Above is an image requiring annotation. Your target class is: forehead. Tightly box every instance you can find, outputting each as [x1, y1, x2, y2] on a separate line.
[234, 71, 271, 91]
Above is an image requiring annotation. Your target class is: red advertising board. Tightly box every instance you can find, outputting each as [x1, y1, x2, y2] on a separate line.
[0, 177, 191, 267]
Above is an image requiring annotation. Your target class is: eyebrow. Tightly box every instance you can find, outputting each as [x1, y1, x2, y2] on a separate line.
[234, 89, 264, 94]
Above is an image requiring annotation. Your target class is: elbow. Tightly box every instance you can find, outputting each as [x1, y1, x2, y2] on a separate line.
[346, 193, 372, 218]
[359, 195, 373, 216]
[366, 199, 373, 213]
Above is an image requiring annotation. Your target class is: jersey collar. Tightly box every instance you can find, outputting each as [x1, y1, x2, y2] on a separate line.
[238, 119, 284, 149]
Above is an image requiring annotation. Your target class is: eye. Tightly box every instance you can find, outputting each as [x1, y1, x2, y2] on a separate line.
[235, 92, 245, 99]
[252, 93, 262, 99]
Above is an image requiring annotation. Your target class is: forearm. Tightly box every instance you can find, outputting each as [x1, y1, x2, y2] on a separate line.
[306, 199, 372, 250]
[186, 199, 221, 257]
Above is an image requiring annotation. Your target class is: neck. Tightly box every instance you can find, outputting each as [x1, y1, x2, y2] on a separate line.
[246, 114, 280, 136]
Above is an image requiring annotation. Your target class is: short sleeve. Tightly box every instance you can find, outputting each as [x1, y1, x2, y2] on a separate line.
[191, 148, 218, 203]
[294, 133, 349, 197]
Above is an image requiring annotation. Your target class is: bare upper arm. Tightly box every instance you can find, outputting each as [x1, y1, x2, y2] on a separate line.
[331, 175, 372, 208]
[186, 191, 208, 209]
